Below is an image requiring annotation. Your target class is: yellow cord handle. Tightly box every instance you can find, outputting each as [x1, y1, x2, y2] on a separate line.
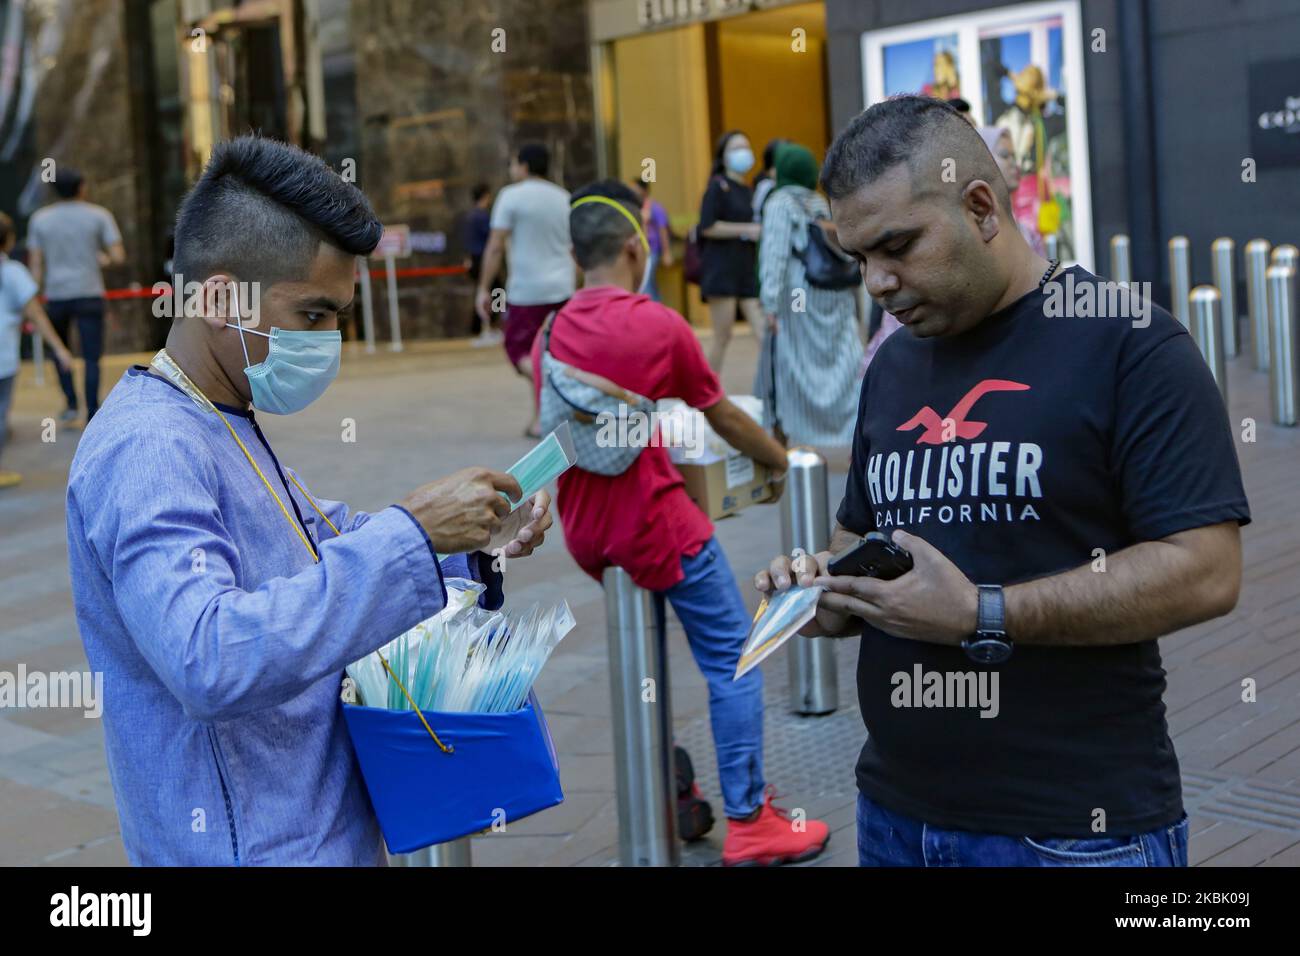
[376, 652, 453, 754]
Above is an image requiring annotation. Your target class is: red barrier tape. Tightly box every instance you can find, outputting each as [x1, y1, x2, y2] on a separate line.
[365, 264, 469, 279]
[84, 264, 471, 301]
[104, 288, 160, 301]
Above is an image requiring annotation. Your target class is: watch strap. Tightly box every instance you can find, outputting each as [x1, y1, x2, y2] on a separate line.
[976, 584, 1005, 635]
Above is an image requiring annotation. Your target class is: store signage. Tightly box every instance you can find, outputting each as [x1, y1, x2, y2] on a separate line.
[589, 0, 801, 40]
[1248, 58, 1300, 168]
[371, 224, 411, 259]
[635, 0, 746, 28]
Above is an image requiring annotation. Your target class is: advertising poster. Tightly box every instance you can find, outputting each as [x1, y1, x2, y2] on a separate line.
[862, 1, 1092, 269]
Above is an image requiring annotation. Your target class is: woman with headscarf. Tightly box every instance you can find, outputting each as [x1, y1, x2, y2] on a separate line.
[754, 143, 862, 448]
[978, 125, 1046, 256]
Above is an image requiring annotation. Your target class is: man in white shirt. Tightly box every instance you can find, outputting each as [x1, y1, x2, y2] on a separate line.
[27, 167, 125, 424]
[474, 143, 574, 437]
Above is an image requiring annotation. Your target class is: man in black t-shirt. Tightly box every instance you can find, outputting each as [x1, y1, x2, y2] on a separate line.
[757, 96, 1250, 867]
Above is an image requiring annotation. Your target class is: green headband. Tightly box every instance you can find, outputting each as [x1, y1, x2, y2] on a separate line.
[570, 194, 650, 254]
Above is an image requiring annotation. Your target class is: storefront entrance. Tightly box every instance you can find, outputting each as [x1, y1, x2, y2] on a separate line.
[593, 0, 830, 324]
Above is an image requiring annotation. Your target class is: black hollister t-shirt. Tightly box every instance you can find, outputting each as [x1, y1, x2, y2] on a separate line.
[837, 266, 1251, 837]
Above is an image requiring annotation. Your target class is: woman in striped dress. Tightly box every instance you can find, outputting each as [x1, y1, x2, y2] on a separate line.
[755, 143, 863, 448]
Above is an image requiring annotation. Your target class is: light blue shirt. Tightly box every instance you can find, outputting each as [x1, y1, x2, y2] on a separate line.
[0, 256, 39, 380]
[66, 366, 498, 865]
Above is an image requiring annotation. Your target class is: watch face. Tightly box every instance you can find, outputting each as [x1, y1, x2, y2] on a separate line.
[963, 635, 1012, 664]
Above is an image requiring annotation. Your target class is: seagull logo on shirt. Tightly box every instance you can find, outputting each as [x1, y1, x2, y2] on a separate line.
[897, 379, 1031, 445]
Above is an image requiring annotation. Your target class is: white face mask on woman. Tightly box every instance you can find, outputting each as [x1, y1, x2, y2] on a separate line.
[725, 147, 755, 175]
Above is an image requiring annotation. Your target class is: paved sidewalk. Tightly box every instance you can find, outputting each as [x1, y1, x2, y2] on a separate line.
[0, 332, 1296, 866]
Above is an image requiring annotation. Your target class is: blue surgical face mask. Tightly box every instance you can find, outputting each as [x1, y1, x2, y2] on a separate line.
[226, 319, 341, 414]
[725, 147, 755, 175]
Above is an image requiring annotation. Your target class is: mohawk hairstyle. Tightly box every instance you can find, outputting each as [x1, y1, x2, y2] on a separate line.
[173, 136, 382, 288]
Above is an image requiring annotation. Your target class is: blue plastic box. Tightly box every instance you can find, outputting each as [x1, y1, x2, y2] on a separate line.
[343, 691, 564, 854]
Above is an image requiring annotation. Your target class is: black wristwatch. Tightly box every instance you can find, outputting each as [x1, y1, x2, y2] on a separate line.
[962, 584, 1013, 664]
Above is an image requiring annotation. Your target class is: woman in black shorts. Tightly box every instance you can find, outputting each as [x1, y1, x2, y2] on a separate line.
[698, 130, 763, 372]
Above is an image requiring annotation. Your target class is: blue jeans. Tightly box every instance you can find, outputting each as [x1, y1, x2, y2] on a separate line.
[653, 537, 764, 818]
[0, 374, 13, 461]
[45, 297, 104, 418]
[857, 792, 1189, 867]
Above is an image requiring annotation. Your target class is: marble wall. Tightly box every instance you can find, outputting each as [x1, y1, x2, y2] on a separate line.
[18, 0, 596, 353]
[20, 0, 155, 354]
[349, 0, 596, 341]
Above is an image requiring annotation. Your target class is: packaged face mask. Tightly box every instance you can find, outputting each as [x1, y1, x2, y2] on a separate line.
[735, 585, 826, 680]
[503, 421, 577, 511]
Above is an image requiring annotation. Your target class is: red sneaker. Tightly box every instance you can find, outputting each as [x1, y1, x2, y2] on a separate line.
[722, 788, 830, 867]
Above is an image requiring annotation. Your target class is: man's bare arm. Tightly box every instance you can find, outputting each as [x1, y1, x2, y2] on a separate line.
[477, 230, 507, 297]
[802, 521, 1242, 648]
[702, 397, 786, 473]
[1004, 521, 1241, 646]
[474, 229, 509, 322]
[23, 297, 73, 369]
[27, 248, 43, 288]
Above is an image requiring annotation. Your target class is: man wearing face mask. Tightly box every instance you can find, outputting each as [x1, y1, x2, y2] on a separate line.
[65, 136, 553, 865]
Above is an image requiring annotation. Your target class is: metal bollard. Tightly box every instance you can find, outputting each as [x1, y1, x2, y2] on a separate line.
[392, 838, 472, 867]
[1211, 238, 1239, 358]
[31, 332, 45, 387]
[1189, 287, 1227, 403]
[1045, 233, 1058, 262]
[1273, 244, 1299, 270]
[384, 252, 403, 352]
[1110, 234, 1132, 287]
[603, 566, 678, 866]
[1266, 265, 1298, 427]
[781, 448, 838, 716]
[358, 260, 377, 354]
[1245, 239, 1271, 371]
[1168, 236, 1191, 326]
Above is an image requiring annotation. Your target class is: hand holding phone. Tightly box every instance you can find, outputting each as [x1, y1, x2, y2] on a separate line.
[826, 532, 913, 580]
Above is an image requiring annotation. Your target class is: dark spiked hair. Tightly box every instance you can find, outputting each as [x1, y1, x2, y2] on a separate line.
[172, 136, 382, 287]
[821, 95, 1010, 211]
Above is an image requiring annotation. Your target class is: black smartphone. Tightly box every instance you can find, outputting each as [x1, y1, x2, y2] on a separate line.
[826, 532, 913, 580]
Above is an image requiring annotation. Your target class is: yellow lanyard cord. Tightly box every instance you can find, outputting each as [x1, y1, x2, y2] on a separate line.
[210, 405, 322, 560]
[285, 471, 341, 538]
[149, 351, 451, 753]
[211, 405, 452, 753]
[375, 654, 453, 753]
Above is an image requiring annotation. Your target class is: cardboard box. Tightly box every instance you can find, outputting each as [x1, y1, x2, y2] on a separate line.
[675, 453, 777, 520]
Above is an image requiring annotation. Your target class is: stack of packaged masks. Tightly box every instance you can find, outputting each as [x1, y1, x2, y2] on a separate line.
[346, 578, 574, 714]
